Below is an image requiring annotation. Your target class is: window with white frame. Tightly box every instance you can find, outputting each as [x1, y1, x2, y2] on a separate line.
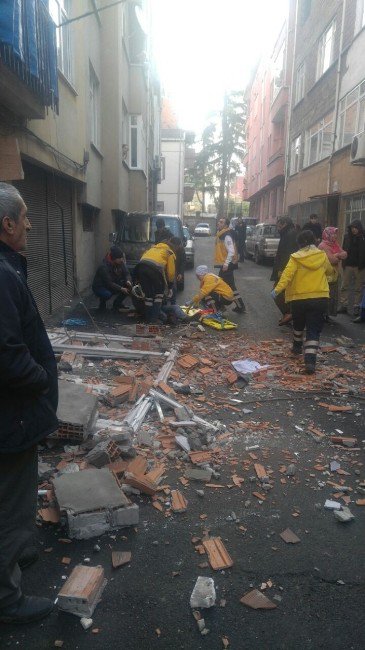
[49, 0, 73, 83]
[338, 80, 365, 149]
[295, 62, 306, 104]
[344, 194, 365, 228]
[89, 64, 100, 148]
[316, 20, 336, 80]
[128, 115, 147, 172]
[290, 136, 301, 175]
[304, 111, 333, 167]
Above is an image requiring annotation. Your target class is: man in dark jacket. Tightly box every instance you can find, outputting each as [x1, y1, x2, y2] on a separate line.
[154, 217, 172, 244]
[302, 213, 322, 243]
[92, 246, 132, 312]
[271, 217, 299, 325]
[235, 217, 247, 262]
[0, 183, 58, 624]
[338, 219, 365, 315]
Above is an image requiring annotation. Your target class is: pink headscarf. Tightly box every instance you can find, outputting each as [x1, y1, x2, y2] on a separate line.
[321, 227, 342, 253]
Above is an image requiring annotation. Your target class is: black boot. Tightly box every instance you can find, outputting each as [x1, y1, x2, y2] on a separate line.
[97, 298, 107, 312]
[304, 340, 319, 374]
[18, 547, 39, 571]
[292, 341, 303, 355]
[0, 595, 54, 624]
[232, 297, 246, 314]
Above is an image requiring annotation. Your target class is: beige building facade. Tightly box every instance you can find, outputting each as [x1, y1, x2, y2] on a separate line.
[0, 0, 161, 316]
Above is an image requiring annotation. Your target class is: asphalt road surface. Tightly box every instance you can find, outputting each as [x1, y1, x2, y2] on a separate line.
[1, 236, 364, 650]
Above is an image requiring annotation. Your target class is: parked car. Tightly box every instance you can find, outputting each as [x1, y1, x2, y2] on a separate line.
[245, 223, 280, 263]
[194, 222, 212, 236]
[113, 212, 186, 289]
[183, 225, 195, 268]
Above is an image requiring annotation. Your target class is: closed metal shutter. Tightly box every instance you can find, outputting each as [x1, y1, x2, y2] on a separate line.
[14, 161, 75, 317]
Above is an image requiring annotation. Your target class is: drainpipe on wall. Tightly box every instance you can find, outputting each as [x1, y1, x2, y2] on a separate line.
[326, 0, 347, 197]
[283, 0, 299, 215]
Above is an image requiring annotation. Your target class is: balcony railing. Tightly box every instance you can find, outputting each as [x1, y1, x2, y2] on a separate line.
[0, 0, 58, 117]
[270, 86, 288, 124]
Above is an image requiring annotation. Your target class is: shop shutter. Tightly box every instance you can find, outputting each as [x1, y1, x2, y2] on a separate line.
[14, 161, 75, 317]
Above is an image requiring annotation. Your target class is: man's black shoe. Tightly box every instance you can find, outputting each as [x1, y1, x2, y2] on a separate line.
[0, 596, 54, 624]
[232, 306, 246, 314]
[18, 548, 39, 571]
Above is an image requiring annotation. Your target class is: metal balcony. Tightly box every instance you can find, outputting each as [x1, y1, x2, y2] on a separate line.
[0, 0, 58, 119]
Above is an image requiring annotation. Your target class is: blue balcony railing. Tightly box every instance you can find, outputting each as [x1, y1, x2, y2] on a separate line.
[0, 0, 58, 111]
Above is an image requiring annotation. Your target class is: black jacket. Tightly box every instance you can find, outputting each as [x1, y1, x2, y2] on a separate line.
[92, 259, 129, 294]
[0, 242, 58, 453]
[302, 221, 322, 240]
[342, 220, 365, 270]
[271, 224, 298, 282]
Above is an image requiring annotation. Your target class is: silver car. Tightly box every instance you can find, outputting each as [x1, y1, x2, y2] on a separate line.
[245, 223, 279, 264]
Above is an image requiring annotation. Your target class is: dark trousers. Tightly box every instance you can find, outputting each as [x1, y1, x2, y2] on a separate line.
[93, 286, 127, 310]
[203, 292, 232, 311]
[274, 285, 291, 316]
[0, 445, 38, 608]
[291, 298, 328, 360]
[218, 265, 245, 309]
[135, 264, 165, 323]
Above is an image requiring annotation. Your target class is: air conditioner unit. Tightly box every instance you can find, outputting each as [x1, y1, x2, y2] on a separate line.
[350, 132, 365, 165]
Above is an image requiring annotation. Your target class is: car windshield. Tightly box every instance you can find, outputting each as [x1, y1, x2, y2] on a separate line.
[197, 223, 209, 228]
[151, 216, 182, 241]
[121, 214, 150, 243]
[183, 226, 190, 238]
[263, 225, 279, 236]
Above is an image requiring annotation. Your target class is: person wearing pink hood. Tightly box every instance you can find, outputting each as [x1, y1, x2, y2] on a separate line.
[318, 227, 347, 318]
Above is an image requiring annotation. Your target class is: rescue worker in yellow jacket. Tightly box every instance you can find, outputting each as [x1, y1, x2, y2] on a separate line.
[215, 217, 245, 313]
[190, 265, 234, 312]
[134, 240, 177, 323]
[272, 229, 335, 374]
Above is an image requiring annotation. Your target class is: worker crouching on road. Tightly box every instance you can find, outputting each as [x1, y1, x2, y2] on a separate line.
[92, 246, 132, 312]
[271, 230, 335, 375]
[190, 265, 234, 312]
[214, 217, 245, 313]
[134, 239, 178, 323]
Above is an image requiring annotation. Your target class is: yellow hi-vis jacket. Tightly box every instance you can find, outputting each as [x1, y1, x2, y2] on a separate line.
[193, 273, 234, 304]
[214, 227, 238, 266]
[140, 243, 176, 283]
[275, 246, 335, 303]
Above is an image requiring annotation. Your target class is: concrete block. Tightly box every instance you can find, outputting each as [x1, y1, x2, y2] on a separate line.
[53, 468, 129, 513]
[55, 380, 99, 440]
[67, 510, 109, 540]
[110, 503, 139, 528]
[85, 440, 121, 468]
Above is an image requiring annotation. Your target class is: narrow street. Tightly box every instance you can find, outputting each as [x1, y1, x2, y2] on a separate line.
[1, 237, 364, 650]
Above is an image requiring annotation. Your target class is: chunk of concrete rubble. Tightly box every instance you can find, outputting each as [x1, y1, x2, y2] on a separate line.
[334, 507, 355, 523]
[324, 499, 342, 510]
[53, 468, 138, 539]
[80, 618, 93, 630]
[286, 464, 296, 476]
[175, 435, 190, 453]
[185, 468, 213, 482]
[84, 440, 121, 468]
[190, 577, 216, 608]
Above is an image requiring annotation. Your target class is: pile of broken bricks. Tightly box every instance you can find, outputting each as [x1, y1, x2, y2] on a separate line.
[36, 326, 364, 630]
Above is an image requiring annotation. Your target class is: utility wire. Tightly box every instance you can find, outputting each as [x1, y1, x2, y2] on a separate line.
[58, 0, 128, 27]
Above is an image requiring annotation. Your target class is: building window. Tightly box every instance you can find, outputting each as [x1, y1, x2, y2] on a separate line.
[81, 204, 99, 232]
[316, 20, 336, 80]
[271, 41, 285, 103]
[290, 136, 301, 175]
[304, 112, 333, 167]
[338, 80, 365, 148]
[295, 63, 305, 104]
[49, 0, 73, 82]
[344, 194, 365, 228]
[128, 115, 147, 172]
[89, 64, 100, 149]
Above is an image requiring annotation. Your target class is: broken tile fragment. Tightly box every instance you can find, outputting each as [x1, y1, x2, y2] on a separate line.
[279, 528, 300, 544]
[240, 589, 277, 610]
[202, 537, 233, 570]
[171, 490, 188, 513]
[111, 551, 131, 568]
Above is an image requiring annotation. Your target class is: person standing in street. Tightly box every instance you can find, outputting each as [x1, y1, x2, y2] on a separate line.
[302, 213, 322, 243]
[214, 217, 245, 313]
[271, 230, 334, 375]
[0, 183, 58, 624]
[154, 217, 172, 244]
[338, 220, 365, 316]
[318, 227, 347, 319]
[271, 217, 298, 325]
[92, 246, 132, 312]
[234, 216, 247, 262]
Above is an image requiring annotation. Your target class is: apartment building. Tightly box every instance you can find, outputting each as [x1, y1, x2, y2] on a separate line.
[0, 0, 161, 316]
[245, 19, 293, 223]
[285, 0, 365, 236]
